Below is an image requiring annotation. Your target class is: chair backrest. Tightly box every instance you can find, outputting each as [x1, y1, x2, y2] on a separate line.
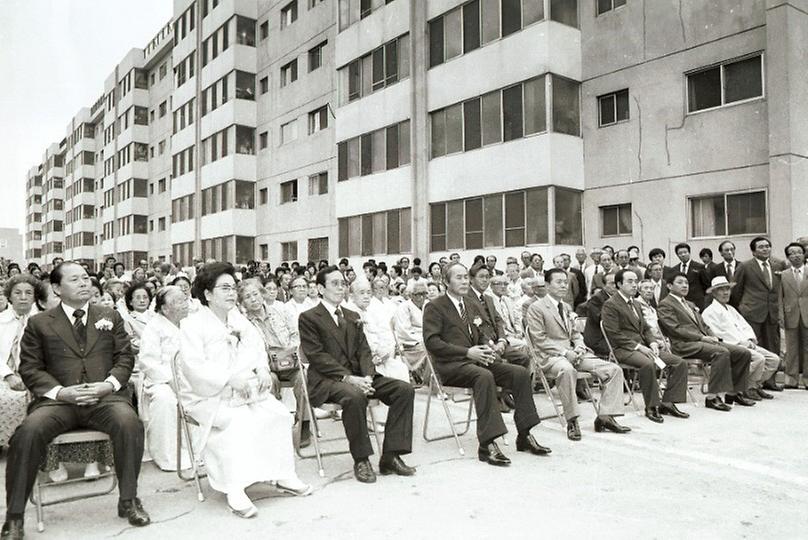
[599, 320, 618, 362]
[169, 351, 196, 424]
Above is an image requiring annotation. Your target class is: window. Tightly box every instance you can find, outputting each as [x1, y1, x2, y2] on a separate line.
[281, 59, 298, 86]
[260, 76, 269, 94]
[260, 21, 269, 39]
[158, 217, 166, 232]
[281, 119, 298, 144]
[259, 188, 268, 204]
[601, 204, 632, 237]
[549, 0, 578, 27]
[597, 0, 626, 16]
[691, 190, 766, 238]
[280, 180, 298, 204]
[308, 237, 329, 261]
[235, 71, 255, 100]
[260, 131, 268, 149]
[281, 241, 298, 262]
[554, 187, 582, 244]
[340, 34, 409, 103]
[236, 126, 255, 154]
[552, 74, 580, 136]
[309, 41, 326, 71]
[502, 84, 523, 141]
[308, 172, 328, 195]
[687, 54, 763, 113]
[598, 89, 630, 126]
[236, 16, 256, 46]
[234, 181, 255, 209]
[260, 244, 269, 260]
[159, 101, 167, 117]
[308, 106, 329, 134]
[338, 207, 411, 257]
[281, 1, 298, 28]
[338, 120, 409, 181]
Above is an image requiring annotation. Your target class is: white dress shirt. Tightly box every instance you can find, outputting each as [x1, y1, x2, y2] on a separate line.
[701, 301, 756, 345]
[755, 257, 773, 286]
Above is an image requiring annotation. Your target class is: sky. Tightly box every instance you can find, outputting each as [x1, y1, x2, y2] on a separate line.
[0, 0, 173, 233]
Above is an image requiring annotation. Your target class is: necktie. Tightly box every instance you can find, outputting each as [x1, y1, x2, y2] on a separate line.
[628, 299, 638, 319]
[73, 309, 87, 348]
[459, 300, 471, 334]
[654, 282, 661, 302]
[500, 297, 513, 330]
[726, 262, 733, 280]
[557, 301, 566, 324]
[762, 261, 771, 289]
[795, 268, 803, 283]
[682, 263, 688, 275]
[334, 306, 345, 329]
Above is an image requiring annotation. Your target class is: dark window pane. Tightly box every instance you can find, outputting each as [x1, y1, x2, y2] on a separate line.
[372, 48, 385, 90]
[523, 76, 547, 134]
[502, 84, 524, 141]
[618, 204, 633, 234]
[446, 103, 463, 154]
[387, 209, 400, 254]
[465, 198, 483, 249]
[347, 137, 360, 178]
[361, 214, 373, 256]
[385, 41, 398, 84]
[691, 195, 725, 237]
[550, 0, 578, 28]
[523, 0, 544, 25]
[431, 110, 446, 158]
[554, 188, 582, 244]
[602, 206, 618, 236]
[552, 75, 580, 136]
[348, 60, 360, 101]
[616, 89, 630, 121]
[481, 0, 500, 44]
[599, 94, 616, 126]
[464, 98, 482, 150]
[429, 18, 445, 68]
[400, 208, 412, 253]
[399, 120, 411, 165]
[386, 125, 399, 169]
[727, 191, 766, 235]
[724, 56, 762, 104]
[338, 141, 348, 181]
[597, 0, 612, 15]
[483, 194, 503, 247]
[447, 200, 464, 249]
[463, 1, 481, 53]
[501, 0, 521, 37]
[504, 191, 525, 247]
[688, 67, 721, 112]
[482, 91, 502, 145]
[361, 133, 373, 175]
[430, 204, 446, 251]
[526, 187, 548, 244]
[372, 212, 386, 254]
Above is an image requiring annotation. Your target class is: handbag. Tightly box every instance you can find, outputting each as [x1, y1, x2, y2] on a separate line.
[268, 346, 299, 374]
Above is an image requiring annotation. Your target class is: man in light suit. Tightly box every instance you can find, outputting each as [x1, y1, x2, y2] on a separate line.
[2, 263, 149, 540]
[601, 270, 690, 423]
[779, 242, 808, 388]
[733, 236, 785, 391]
[657, 273, 753, 411]
[584, 248, 604, 298]
[526, 269, 629, 441]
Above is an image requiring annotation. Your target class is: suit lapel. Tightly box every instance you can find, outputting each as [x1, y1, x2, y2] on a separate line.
[443, 295, 472, 340]
[49, 306, 83, 357]
[85, 305, 100, 354]
[315, 303, 349, 357]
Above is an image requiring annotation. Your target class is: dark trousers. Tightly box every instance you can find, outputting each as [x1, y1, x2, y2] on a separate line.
[320, 376, 414, 461]
[5, 399, 144, 516]
[437, 360, 539, 445]
[619, 351, 688, 407]
[685, 343, 751, 394]
[749, 316, 781, 383]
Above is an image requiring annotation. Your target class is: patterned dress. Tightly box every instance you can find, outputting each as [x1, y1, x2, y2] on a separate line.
[0, 309, 32, 447]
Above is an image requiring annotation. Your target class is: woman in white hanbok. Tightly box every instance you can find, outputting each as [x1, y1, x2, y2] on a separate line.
[179, 263, 310, 518]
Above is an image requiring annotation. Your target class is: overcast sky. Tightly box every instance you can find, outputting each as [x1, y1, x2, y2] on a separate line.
[0, 0, 172, 235]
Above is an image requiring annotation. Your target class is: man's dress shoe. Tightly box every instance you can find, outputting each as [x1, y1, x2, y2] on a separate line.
[744, 388, 763, 401]
[566, 419, 581, 441]
[516, 433, 552, 455]
[659, 403, 689, 418]
[118, 498, 151, 527]
[725, 393, 755, 406]
[645, 407, 664, 423]
[762, 381, 783, 392]
[0, 519, 24, 540]
[705, 396, 731, 411]
[478, 442, 511, 466]
[354, 459, 377, 483]
[755, 388, 774, 400]
[594, 416, 631, 433]
[379, 455, 416, 476]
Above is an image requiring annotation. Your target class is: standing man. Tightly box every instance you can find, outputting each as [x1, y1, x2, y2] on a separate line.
[669, 243, 706, 309]
[733, 236, 785, 392]
[779, 242, 808, 389]
[584, 248, 604, 297]
[711, 241, 743, 307]
[553, 255, 580, 309]
[562, 253, 587, 309]
[645, 262, 668, 308]
[3, 262, 150, 539]
[590, 253, 616, 295]
[298, 267, 415, 483]
[423, 263, 551, 466]
[601, 270, 690, 423]
[657, 273, 753, 410]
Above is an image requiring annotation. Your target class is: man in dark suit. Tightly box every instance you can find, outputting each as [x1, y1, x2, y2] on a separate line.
[710, 240, 743, 307]
[423, 262, 551, 467]
[2, 262, 149, 540]
[657, 272, 753, 411]
[601, 270, 689, 423]
[583, 272, 616, 358]
[666, 242, 706, 309]
[299, 266, 415, 483]
[733, 236, 785, 391]
[562, 253, 587, 308]
[645, 262, 668, 308]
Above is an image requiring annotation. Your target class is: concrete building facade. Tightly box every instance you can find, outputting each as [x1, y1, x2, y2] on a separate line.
[21, 0, 804, 271]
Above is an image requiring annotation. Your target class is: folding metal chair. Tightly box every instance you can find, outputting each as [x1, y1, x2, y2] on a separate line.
[523, 327, 599, 427]
[170, 352, 206, 502]
[600, 320, 642, 413]
[294, 354, 384, 478]
[30, 430, 117, 533]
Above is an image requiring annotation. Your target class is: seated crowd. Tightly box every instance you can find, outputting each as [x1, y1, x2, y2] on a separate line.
[0, 234, 806, 537]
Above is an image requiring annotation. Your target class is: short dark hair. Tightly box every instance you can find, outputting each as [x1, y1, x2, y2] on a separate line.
[316, 265, 342, 287]
[3, 274, 47, 306]
[428, 262, 441, 274]
[50, 261, 83, 286]
[648, 248, 666, 260]
[646, 261, 663, 272]
[614, 268, 639, 286]
[339, 258, 349, 266]
[627, 245, 640, 254]
[718, 240, 735, 253]
[171, 275, 192, 288]
[124, 281, 152, 311]
[468, 263, 489, 278]
[192, 262, 236, 306]
[784, 242, 806, 257]
[749, 236, 770, 252]
[667, 272, 689, 286]
[674, 243, 691, 255]
[544, 268, 567, 284]
[89, 277, 103, 298]
[699, 248, 713, 259]
[114, 262, 125, 271]
[411, 266, 423, 275]
[391, 264, 402, 276]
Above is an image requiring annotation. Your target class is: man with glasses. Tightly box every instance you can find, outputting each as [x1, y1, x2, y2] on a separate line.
[298, 266, 415, 484]
[393, 280, 429, 384]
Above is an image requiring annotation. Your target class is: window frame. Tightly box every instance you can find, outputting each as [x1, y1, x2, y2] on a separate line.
[597, 88, 630, 127]
[600, 203, 633, 237]
[688, 189, 768, 239]
[685, 52, 765, 115]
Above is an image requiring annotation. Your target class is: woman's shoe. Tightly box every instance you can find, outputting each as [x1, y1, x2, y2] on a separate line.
[275, 478, 312, 497]
[48, 463, 68, 483]
[83, 462, 101, 480]
[227, 491, 258, 519]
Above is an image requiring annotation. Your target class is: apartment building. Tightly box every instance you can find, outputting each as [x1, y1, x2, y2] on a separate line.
[23, 0, 803, 270]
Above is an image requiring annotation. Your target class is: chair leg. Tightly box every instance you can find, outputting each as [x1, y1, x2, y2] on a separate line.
[34, 475, 44, 533]
[423, 372, 465, 455]
[584, 378, 600, 416]
[367, 405, 384, 454]
[540, 372, 566, 428]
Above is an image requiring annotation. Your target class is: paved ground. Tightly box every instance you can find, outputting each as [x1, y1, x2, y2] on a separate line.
[2, 387, 808, 539]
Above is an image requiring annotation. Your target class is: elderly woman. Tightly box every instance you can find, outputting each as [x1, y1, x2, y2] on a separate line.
[121, 282, 153, 355]
[180, 263, 309, 518]
[393, 280, 429, 383]
[0, 275, 45, 448]
[172, 275, 201, 313]
[238, 279, 310, 448]
[137, 286, 190, 470]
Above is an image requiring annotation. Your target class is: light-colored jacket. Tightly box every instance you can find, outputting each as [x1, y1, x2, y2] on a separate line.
[525, 295, 584, 369]
[701, 301, 755, 346]
[779, 267, 808, 328]
[137, 312, 180, 386]
[0, 308, 35, 378]
[393, 299, 423, 348]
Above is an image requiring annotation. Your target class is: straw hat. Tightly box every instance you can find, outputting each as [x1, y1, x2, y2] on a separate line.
[706, 276, 735, 294]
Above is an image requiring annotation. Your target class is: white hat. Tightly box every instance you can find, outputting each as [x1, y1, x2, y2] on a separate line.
[707, 276, 735, 294]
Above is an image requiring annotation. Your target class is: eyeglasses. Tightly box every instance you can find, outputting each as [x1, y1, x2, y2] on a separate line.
[214, 285, 237, 293]
[328, 280, 346, 288]
[411, 292, 427, 297]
